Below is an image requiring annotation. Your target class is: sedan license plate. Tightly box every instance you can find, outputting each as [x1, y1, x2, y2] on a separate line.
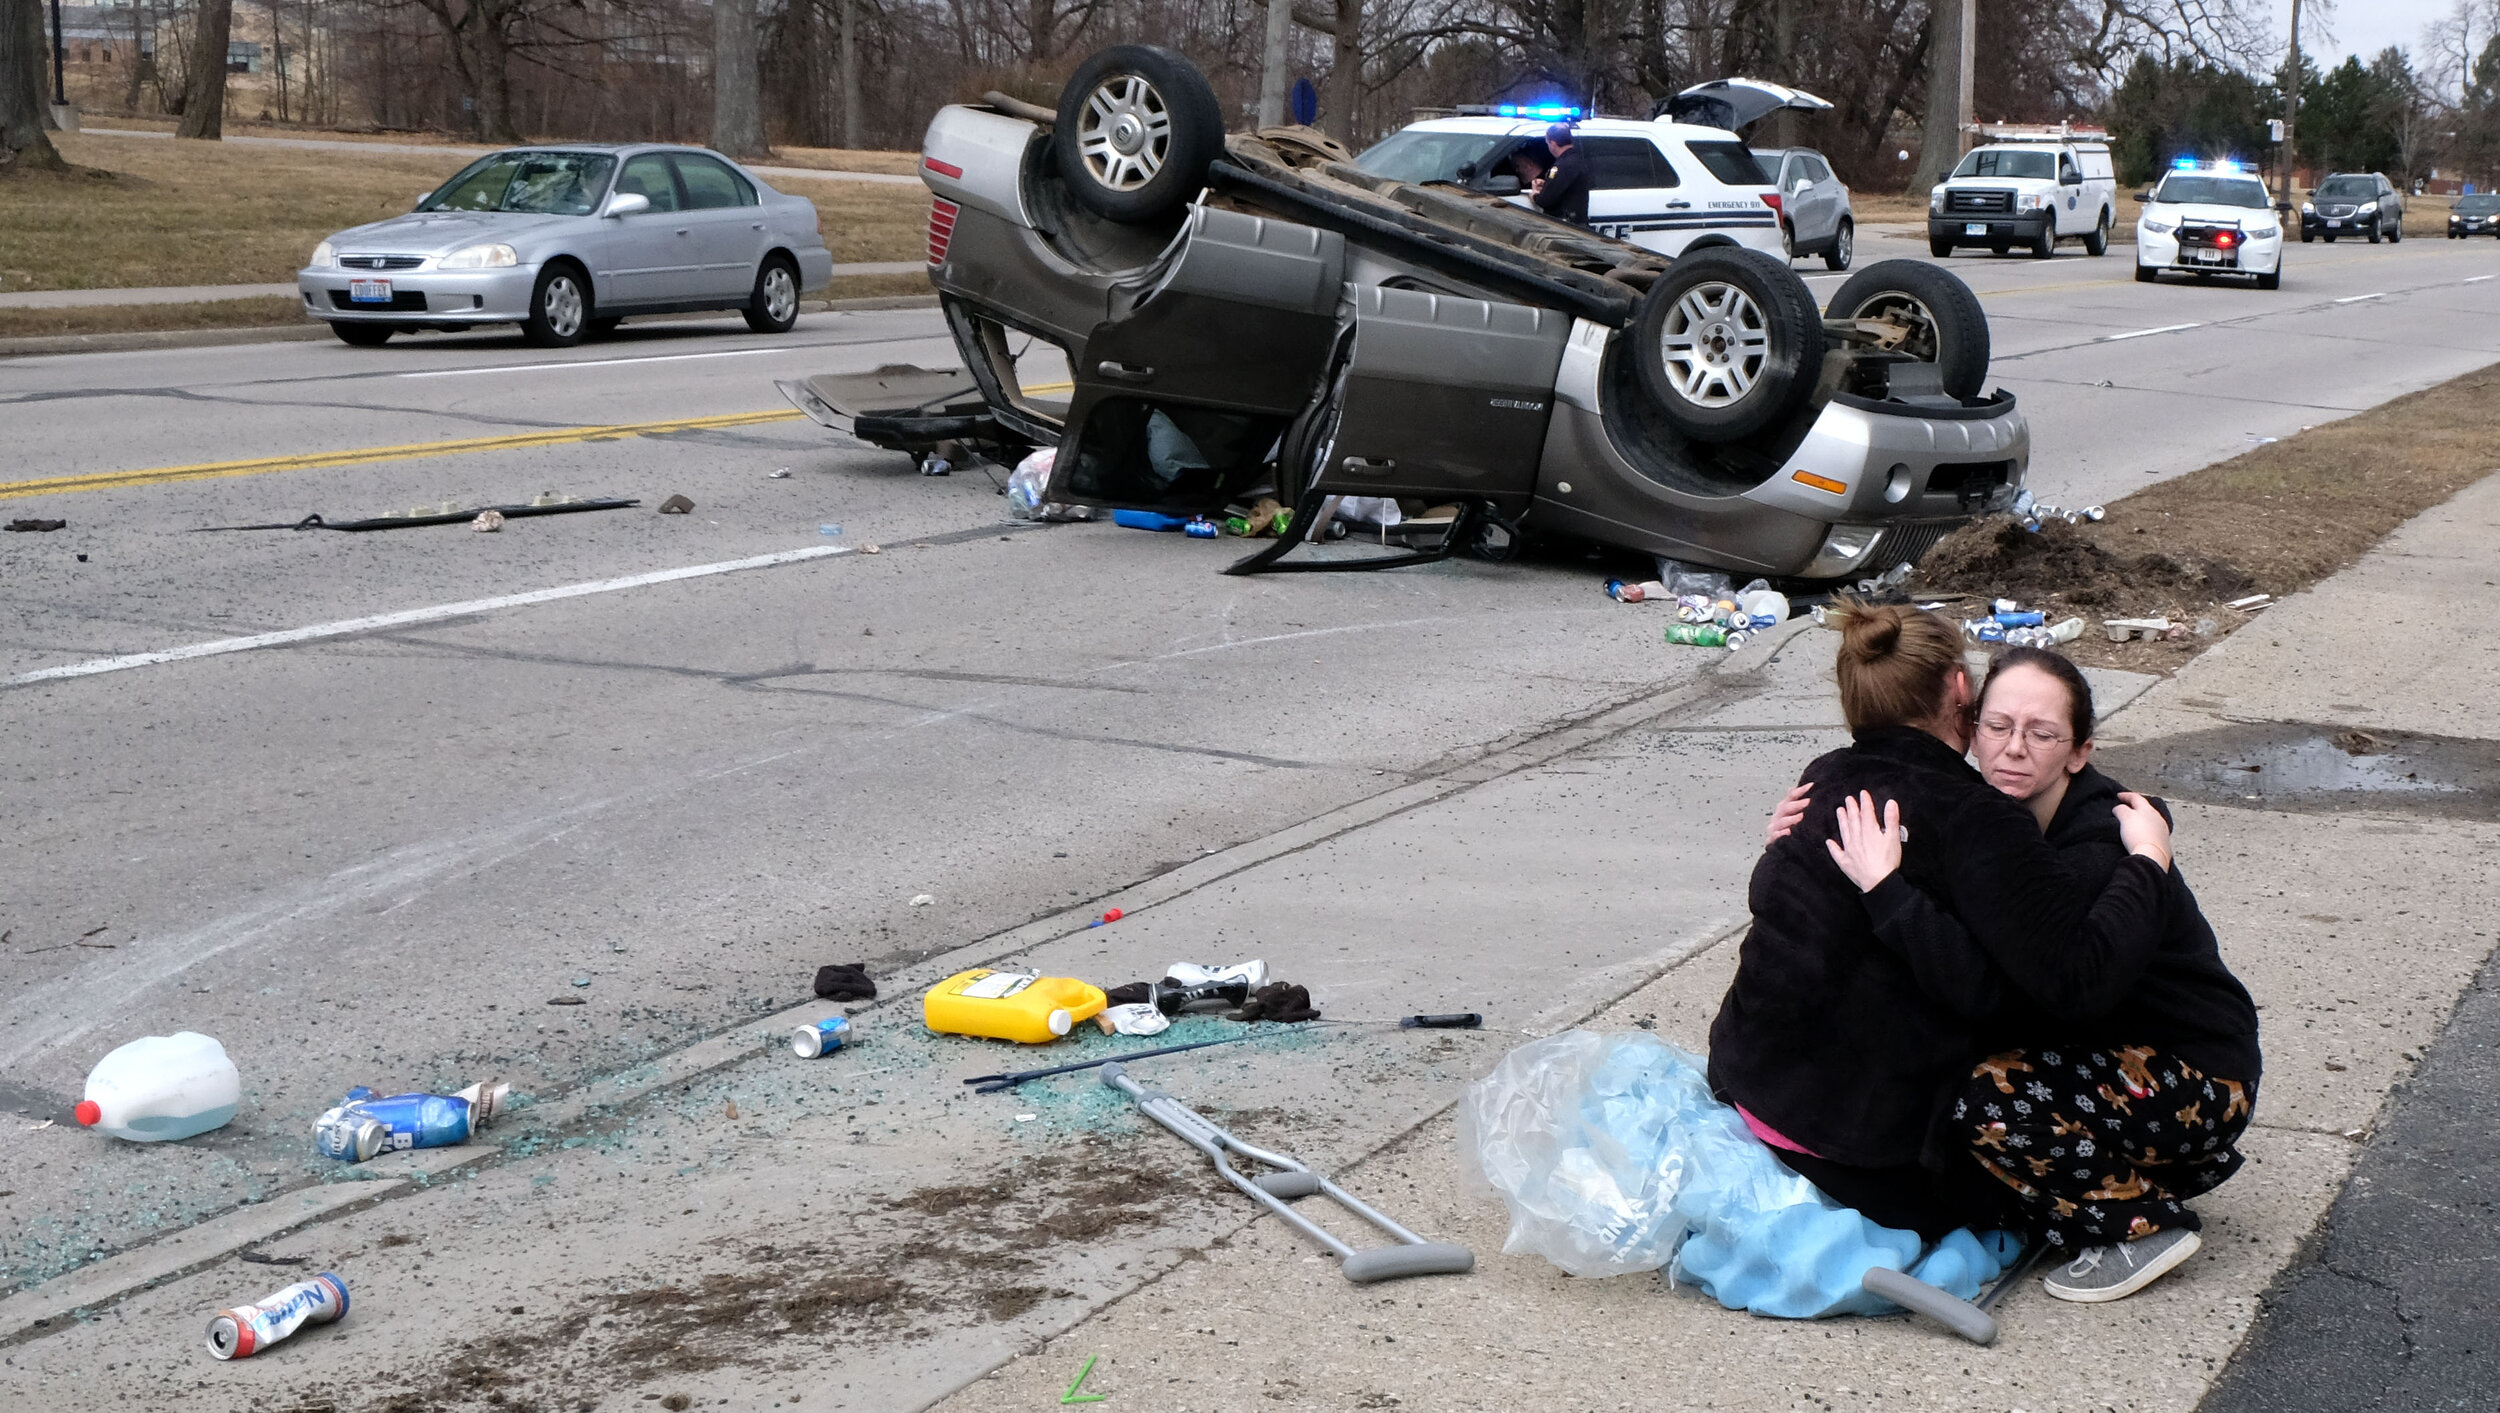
[349, 279, 393, 304]
[1964, 223, 1988, 236]
[2325, 219, 2343, 228]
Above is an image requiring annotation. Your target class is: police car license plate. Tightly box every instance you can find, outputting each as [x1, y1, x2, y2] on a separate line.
[2187, 250, 2226, 265]
[1964, 223, 1988, 236]
[349, 279, 392, 303]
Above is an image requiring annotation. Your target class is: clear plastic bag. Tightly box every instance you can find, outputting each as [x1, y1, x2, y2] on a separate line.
[1459, 1031, 2018, 1316]
[1006, 448, 1055, 520]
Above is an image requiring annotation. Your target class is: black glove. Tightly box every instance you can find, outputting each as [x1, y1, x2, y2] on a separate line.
[813, 963, 877, 1002]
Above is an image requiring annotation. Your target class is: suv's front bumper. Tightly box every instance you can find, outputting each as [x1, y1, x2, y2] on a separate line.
[2299, 212, 2383, 238]
[295, 265, 542, 325]
[1929, 212, 2052, 246]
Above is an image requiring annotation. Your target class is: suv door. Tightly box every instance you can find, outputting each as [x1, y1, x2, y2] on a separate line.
[1044, 205, 1347, 512]
[604, 154, 693, 305]
[671, 153, 769, 299]
[1583, 136, 1686, 248]
[1315, 286, 1570, 511]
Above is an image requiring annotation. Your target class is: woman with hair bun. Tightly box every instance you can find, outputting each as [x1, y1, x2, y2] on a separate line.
[1707, 602, 2179, 1254]
[1765, 644, 2260, 1303]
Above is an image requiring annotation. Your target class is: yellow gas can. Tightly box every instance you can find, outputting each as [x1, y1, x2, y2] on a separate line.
[922, 969, 1107, 1044]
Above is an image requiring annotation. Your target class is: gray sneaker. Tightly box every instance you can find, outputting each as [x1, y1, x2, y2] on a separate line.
[2041, 1227, 2202, 1303]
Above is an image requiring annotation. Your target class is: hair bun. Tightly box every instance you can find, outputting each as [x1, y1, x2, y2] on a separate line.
[1832, 601, 1904, 662]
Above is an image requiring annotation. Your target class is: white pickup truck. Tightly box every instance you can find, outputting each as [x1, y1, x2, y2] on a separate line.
[1928, 134, 2118, 260]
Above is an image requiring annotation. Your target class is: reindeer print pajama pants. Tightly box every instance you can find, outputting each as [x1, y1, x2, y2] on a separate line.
[1954, 1044, 2254, 1250]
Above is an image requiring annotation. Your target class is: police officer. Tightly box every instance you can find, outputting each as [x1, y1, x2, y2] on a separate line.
[1530, 123, 1591, 226]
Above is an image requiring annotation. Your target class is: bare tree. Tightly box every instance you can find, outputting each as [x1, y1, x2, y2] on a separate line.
[2, 0, 62, 167]
[177, 0, 235, 137]
[714, 0, 765, 154]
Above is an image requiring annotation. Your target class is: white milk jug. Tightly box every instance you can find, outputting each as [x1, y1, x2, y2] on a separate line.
[75, 1032, 240, 1141]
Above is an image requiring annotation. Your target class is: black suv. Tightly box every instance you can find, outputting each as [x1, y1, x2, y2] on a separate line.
[2300, 173, 2403, 243]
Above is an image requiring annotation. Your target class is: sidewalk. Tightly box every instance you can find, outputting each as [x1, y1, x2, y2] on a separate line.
[0, 264, 928, 311]
[2, 480, 2492, 1410]
[929, 479, 2500, 1411]
[79, 127, 923, 186]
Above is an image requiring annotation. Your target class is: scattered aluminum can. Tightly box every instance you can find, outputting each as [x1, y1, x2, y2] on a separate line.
[790, 1016, 852, 1059]
[1965, 619, 2007, 643]
[1993, 610, 2046, 628]
[312, 1107, 390, 1163]
[1676, 594, 1716, 623]
[1664, 623, 1732, 647]
[1183, 517, 1219, 538]
[206, 1273, 348, 1360]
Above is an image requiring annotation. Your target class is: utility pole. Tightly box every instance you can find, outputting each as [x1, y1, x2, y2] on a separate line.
[2279, 0, 2303, 209]
[1908, 0, 1974, 192]
[839, 0, 859, 149]
[47, 0, 63, 106]
[1257, 0, 1291, 128]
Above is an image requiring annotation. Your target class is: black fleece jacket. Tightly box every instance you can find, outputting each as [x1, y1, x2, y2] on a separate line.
[1532, 145, 1591, 224]
[1707, 727, 2169, 1169]
[1862, 762, 2262, 1084]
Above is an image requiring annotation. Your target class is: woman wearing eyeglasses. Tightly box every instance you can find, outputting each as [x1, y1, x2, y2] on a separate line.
[1708, 604, 2182, 1267]
[1767, 645, 2261, 1303]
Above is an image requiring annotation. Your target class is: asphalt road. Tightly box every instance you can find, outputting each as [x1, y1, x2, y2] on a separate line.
[0, 232, 2494, 1398]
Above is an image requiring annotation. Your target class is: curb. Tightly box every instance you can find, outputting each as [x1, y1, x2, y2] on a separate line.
[0, 294, 941, 361]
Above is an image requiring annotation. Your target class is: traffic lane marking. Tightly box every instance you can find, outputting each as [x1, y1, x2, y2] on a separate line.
[0, 408, 807, 501]
[2100, 322, 2203, 341]
[2334, 292, 2386, 303]
[5, 545, 853, 687]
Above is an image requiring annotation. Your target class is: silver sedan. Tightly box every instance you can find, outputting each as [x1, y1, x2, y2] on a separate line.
[297, 144, 837, 348]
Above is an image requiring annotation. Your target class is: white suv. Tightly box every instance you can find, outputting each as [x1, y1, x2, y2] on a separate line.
[1354, 82, 1833, 261]
[2133, 164, 2283, 289]
[1929, 136, 2118, 259]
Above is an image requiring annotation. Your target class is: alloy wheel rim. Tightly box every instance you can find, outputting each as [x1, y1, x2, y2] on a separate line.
[1078, 74, 1172, 191]
[1656, 280, 1769, 407]
[545, 277, 583, 338]
[765, 267, 797, 322]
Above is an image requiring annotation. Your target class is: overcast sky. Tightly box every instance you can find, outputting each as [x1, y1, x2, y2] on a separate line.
[2249, 0, 2462, 67]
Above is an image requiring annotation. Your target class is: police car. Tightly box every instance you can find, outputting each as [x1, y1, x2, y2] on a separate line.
[2132, 160, 2284, 289]
[1350, 80, 1833, 259]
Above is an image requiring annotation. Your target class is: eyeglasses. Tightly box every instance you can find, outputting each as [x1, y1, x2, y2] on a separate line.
[1976, 717, 2072, 749]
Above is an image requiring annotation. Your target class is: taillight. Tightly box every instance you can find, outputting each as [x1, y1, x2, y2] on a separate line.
[1761, 193, 1783, 215]
[927, 198, 958, 267]
[923, 157, 964, 180]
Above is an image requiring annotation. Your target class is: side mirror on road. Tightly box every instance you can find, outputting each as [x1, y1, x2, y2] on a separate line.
[603, 192, 652, 219]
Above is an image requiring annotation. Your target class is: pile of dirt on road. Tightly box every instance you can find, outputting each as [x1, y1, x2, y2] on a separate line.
[1914, 363, 2500, 672]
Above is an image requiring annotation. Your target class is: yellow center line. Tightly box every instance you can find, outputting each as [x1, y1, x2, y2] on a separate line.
[0, 407, 807, 503]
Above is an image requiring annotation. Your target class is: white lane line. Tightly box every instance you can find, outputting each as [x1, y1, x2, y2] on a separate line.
[2334, 292, 2385, 303]
[2099, 322, 2202, 342]
[399, 346, 829, 379]
[7, 545, 852, 687]
[2468, 275, 2496, 284]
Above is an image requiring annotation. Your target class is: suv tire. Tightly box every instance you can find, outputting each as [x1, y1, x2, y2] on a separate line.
[2387, 215, 2402, 243]
[1053, 45, 1224, 224]
[1827, 259, 1991, 401]
[1825, 218, 1854, 271]
[2134, 263, 2157, 283]
[1929, 234, 1953, 258]
[332, 323, 394, 347]
[1630, 248, 1824, 444]
[2256, 269, 2280, 290]
[2083, 209, 2110, 257]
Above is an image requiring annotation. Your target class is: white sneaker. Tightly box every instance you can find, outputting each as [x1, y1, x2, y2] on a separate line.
[2041, 1227, 2202, 1303]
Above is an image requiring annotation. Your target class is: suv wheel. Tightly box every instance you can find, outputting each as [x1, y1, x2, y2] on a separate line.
[2256, 269, 2280, 290]
[1929, 234, 1953, 258]
[1053, 45, 1224, 224]
[2030, 219, 2055, 259]
[332, 323, 394, 347]
[2387, 215, 2402, 243]
[744, 255, 801, 333]
[522, 264, 590, 348]
[2083, 209, 2110, 257]
[2367, 219, 2382, 244]
[1825, 219, 1854, 272]
[1630, 248, 1823, 444]
[1827, 259, 1990, 400]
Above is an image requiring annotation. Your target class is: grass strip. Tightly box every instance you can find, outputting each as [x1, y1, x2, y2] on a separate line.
[1916, 359, 2500, 671]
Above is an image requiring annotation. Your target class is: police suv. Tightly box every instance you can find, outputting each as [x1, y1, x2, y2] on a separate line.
[2133, 161, 2283, 289]
[1352, 80, 1834, 260]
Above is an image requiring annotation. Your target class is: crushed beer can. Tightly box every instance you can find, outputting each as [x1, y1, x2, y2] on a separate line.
[1993, 610, 2046, 628]
[791, 1015, 852, 1058]
[1663, 623, 1733, 648]
[206, 1272, 348, 1360]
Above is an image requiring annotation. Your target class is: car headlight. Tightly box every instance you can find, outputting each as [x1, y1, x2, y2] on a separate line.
[1929, 187, 1945, 213]
[2358, 201, 2377, 214]
[2248, 225, 2278, 239]
[2300, 202, 2314, 213]
[437, 243, 519, 270]
[2140, 218, 2173, 234]
[310, 240, 335, 268]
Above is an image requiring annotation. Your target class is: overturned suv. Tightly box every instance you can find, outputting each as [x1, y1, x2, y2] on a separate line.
[801, 46, 2026, 581]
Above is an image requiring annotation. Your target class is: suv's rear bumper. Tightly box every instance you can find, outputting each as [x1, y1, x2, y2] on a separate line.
[1928, 212, 2052, 246]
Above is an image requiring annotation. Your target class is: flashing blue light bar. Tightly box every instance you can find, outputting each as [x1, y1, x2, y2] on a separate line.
[2172, 156, 2199, 170]
[1497, 104, 1583, 120]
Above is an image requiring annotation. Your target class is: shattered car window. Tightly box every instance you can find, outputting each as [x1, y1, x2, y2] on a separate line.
[2154, 176, 2270, 208]
[421, 152, 616, 216]
[1354, 131, 1516, 186]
